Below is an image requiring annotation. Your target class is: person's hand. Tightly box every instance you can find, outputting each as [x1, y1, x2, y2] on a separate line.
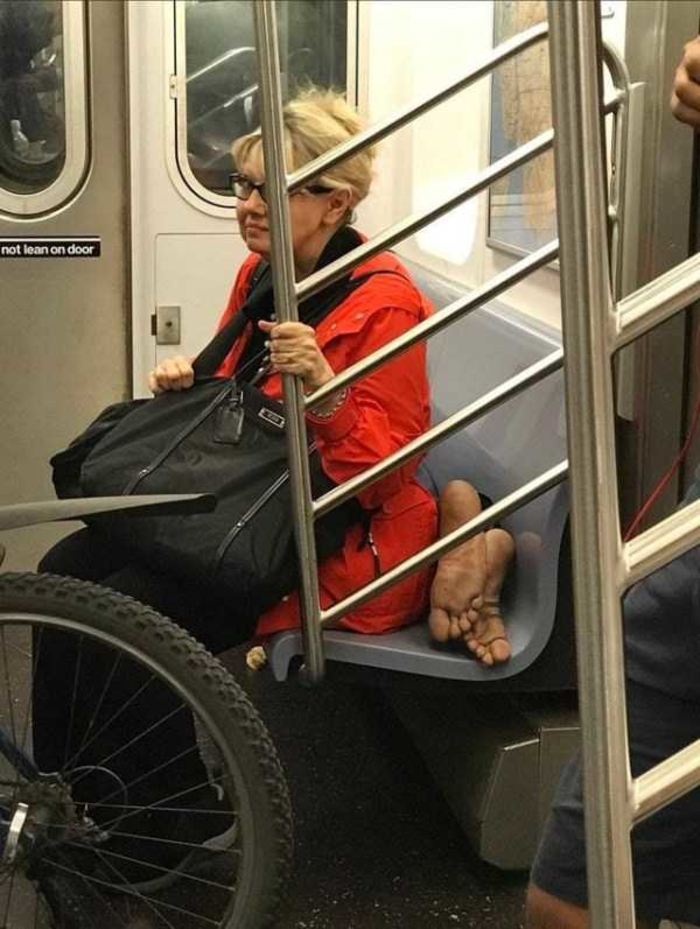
[258, 319, 335, 392]
[148, 355, 195, 394]
[671, 37, 700, 128]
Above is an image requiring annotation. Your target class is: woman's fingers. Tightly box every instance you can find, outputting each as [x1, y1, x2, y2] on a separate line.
[258, 320, 333, 389]
[148, 356, 195, 393]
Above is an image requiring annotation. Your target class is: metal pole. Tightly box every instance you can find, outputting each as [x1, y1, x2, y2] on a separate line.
[253, 1, 325, 682]
[547, 3, 635, 927]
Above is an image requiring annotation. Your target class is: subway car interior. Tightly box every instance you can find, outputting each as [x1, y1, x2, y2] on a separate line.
[1, 0, 700, 927]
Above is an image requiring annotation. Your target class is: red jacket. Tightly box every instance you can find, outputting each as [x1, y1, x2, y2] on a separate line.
[215, 248, 438, 637]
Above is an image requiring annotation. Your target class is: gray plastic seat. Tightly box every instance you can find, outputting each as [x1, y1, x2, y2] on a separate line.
[268, 264, 567, 683]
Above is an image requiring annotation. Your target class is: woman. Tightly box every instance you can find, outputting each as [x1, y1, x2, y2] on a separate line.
[42, 88, 512, 661]
[146, 88, 438, 643]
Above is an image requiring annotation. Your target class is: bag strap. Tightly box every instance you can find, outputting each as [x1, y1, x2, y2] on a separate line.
[192, 260, 271, 379]
[236, 268, 403, 387]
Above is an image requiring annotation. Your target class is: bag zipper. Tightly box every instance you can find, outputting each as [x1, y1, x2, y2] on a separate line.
[211, 441, 319, 577]
[123, 381, 236, 495]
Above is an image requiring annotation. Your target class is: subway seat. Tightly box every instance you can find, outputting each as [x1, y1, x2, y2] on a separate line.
[267, 262, 568, 683]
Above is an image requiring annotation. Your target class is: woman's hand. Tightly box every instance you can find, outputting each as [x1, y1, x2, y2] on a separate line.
[148, 356, 195, 395]
[671, 37, 700, 128]
[258, 319, 335, 392]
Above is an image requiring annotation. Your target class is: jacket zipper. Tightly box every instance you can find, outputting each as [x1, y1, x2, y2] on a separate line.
[123, 382, 236, 495]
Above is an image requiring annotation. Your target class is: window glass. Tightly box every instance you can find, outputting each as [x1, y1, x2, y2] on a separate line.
[182, 0, 348, 196]
[0, 0, 66, 195]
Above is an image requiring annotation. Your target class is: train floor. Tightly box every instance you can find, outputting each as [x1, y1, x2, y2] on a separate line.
[225, 646, 529, 929]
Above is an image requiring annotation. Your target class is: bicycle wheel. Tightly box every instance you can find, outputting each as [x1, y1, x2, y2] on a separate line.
[0, 572, 293, 929]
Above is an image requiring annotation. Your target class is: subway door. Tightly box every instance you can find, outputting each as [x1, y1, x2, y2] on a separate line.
[0, 0, 130, 571]
[129, 0, 355, 395]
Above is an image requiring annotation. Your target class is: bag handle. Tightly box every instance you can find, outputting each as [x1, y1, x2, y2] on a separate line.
[192, 261, 271, 379]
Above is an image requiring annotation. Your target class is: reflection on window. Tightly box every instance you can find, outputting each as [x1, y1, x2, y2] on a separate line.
[182, 0, 348, 197]
[0, 0, 66, 195]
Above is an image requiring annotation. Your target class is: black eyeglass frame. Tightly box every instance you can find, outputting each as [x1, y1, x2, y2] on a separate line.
[228, 172, 332, 202]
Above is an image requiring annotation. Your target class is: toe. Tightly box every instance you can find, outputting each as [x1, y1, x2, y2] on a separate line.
[429, 608, 451, 643]
[471, 594, 484, 610]
[458, 611, 472, 633]
[449, 616, 463, 640]
[490, 638, 511, 664]
[467, 607, 480, 624]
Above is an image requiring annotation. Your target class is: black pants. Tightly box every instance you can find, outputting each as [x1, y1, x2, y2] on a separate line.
[34, 529, 256, 797]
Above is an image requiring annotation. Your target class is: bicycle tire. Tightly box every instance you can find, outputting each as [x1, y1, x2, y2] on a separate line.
[0, 571, 293, 929]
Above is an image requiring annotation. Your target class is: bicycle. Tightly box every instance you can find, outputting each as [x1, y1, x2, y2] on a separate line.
[0, 495, 293, 929]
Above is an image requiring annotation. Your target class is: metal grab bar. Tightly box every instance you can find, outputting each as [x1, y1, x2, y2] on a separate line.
[296, 129, 554, 304]
[633, 738, 700, 823]
[315, 348, 564, 518]
[286, 21, 549, 194]
[548, 5, 633, 925]
[305, 240, 559, 410]
[624, 495, 700, 586]
[321, 462, 568, 626]
[615, 250, 700, 349]
[255, 3, 326, 680]
[549, 3, 700, 926]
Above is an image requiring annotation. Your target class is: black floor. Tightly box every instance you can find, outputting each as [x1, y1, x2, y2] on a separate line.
[225, 648, 529, 929]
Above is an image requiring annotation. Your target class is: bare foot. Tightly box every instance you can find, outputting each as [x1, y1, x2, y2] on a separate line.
[464, 528, 515, 666]
[429, 481, 487, 643]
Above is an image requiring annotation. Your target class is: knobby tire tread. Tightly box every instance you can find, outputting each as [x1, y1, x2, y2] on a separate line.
[0, 571, 293, 929]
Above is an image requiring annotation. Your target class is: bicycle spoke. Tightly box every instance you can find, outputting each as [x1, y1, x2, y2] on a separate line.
[62, 674, 158, 777]
[93, 742, 200, 808]
[62, 840, 237, 892]
[42, 852, 226, 927]
[1, 858, 17, 928]
[63, 650, 123, 774]
[0, 627, 18, 749]
[63, 633, 85, 772]
[102, 827, 241, 854]
[94, 777, 228, 833]
[68, 703, 187, 791]
[20, 625, 43, 766]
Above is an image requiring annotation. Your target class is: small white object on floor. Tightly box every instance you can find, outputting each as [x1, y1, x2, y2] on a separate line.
[246, 645, 268, 670]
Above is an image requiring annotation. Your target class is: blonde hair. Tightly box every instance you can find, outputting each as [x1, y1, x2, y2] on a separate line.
[231, 88, 376, 209]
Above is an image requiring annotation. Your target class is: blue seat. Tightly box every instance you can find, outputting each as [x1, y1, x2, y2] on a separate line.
[268, 264, 569, 684]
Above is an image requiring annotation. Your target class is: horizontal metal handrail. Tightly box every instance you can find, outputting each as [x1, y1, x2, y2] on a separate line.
[614, 250, 700, 350]
[296, 129, 553, 304]
[623, 495, 700, 588]
[320, 461, 568, 626]
[287, 22, 549, 193]
[305, 239, 559, 410]
[633, 739, 700, 824]
[186, 46, 256, 84]
[315, 349, 564, 517]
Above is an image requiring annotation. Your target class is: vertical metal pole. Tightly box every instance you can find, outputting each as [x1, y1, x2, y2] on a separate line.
[253, 0, 325, 682]
[547, 3, 635, 927]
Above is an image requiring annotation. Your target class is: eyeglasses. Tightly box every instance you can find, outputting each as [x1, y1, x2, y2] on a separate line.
[229, 172, 332, 202]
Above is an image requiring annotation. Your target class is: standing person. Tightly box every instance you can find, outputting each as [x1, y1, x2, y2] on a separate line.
[525, 37, 700, 929]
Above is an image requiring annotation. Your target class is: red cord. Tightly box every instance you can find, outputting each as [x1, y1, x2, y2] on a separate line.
[623, 323, 700, 542]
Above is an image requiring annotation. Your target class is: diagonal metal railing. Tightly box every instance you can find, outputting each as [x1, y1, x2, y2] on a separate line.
[548, 2, 700, 926]
[252, 1, 628, 685]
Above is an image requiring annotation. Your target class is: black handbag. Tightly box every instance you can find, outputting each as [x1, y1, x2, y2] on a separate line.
[50, 228, 388, 614]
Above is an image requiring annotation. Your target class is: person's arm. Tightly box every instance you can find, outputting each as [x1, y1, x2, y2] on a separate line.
[268, 308, 429, 510]
[671, 36, 700, 128]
